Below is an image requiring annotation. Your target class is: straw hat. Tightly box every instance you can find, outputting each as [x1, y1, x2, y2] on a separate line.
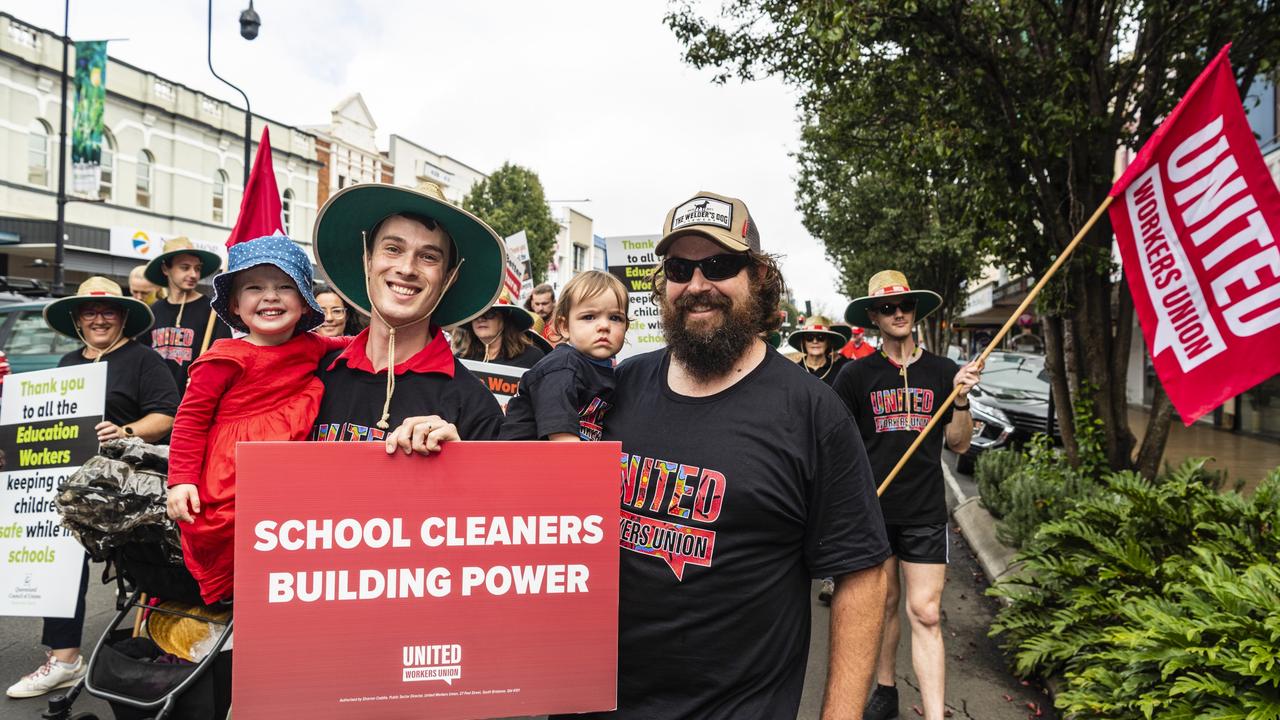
[526, 312, 555, 354]
[843, 270, 943, 329]
[146, 601, 231, 662]
[43, 277, 154, 341]
[143, 237, 223, 286]
[478, 294, 536, 333]
[787, 315, 851, 352]
[313, 182, 506, 327]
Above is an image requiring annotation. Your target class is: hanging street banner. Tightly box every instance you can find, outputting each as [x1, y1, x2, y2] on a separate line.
[1109, 45, 1280, 425]
[459, 359, 526, 411]
[71, 41, 108, 196]
[233, 441, 619, 720]
[0, 364, 106, 617]
[503, 230, 533, 302]
[605, 234, 664, 360]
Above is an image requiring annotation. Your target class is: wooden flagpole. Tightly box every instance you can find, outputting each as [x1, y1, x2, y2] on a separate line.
[877, 196, 1116, 497]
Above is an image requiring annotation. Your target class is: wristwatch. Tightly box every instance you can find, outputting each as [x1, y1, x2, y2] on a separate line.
[953, 400, 970, 411]
[123, 425, 136, 437]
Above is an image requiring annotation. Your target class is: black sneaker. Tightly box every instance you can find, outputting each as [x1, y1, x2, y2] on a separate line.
[864, 683, 898, 720]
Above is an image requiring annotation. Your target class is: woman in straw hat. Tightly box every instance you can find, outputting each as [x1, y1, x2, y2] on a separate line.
[451, 294, 546, 368]
[7, 277, 179, 700]
[787, 315, 852, 387]
[310, 182, 507, 447]
[832, 269, 982, 720]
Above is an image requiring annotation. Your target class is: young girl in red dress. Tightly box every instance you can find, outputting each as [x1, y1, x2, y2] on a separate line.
[165, 235, 351, 604]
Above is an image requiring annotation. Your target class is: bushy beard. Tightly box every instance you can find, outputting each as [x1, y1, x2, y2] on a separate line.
[660, 285, 760, 383]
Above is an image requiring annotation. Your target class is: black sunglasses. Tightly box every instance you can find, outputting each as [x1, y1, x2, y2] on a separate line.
[662, 254, 752, 283]
[872, 299, 917, 316]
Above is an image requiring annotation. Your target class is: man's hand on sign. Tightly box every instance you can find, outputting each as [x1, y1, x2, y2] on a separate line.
[95, 420, 126, 442]
[953, 360, 983, 397]
[166, 483, 202, 523]
[386, 415, 459, 456]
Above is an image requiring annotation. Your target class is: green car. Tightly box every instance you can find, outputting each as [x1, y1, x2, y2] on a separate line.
[0, 299, 84, 374]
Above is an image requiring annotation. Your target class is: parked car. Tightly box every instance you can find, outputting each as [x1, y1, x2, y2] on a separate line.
[0, 299, 82, 375]
[954, 350, 1063, 472]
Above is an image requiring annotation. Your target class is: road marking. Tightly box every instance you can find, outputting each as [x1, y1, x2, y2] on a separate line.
[943, 458, 966, 503]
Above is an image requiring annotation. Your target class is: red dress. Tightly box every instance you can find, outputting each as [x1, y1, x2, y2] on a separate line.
[168, 332, 350, 603]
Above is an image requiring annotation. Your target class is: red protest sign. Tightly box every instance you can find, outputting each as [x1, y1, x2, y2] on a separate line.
[1109, 45, 1280, 424]
[232, 441, 619, 719]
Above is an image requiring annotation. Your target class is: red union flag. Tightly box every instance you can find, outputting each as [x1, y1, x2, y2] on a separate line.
[226, 126, 283, 247]
[1109, 45, 1280, 425]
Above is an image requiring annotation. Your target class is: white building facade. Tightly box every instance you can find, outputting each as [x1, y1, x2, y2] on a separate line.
[546, 204, 597, 292]
[0, 12, 321, 288]
[387, 134, 487, 206]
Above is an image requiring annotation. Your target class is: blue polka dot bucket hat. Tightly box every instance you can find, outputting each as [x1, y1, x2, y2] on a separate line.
[210, 235, 324, 333]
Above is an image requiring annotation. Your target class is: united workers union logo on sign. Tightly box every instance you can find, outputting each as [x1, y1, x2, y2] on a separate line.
[131, 231, 153, 255]
[402, 643, 462, 685]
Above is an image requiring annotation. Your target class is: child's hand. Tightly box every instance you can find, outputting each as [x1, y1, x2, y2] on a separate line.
[167, 484, 201, 523]
[386, 415, 459, 456]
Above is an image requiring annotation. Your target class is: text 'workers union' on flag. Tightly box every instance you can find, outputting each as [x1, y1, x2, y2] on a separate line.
[71, 41, 108, 196]
[1109, 44, 1280, 425]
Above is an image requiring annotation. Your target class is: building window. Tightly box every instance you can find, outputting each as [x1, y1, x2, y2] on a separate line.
[28, 120, 51, 186]
[152, 79, 175, 101]
[212, 170, 228, 224]
[136, 150, 153, 208]
[98, 130, 115, 201]
[8, 22, 39, 48]
[282, 189, 294, 235]
[573, 244, 588, 273]
[337, 175, 346, 189]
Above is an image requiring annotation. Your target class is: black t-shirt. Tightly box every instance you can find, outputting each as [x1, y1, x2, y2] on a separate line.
[563, 348, 889, 720]
[496, 343, 545, 369]
[799, 354, 849, 387]
[833, 351, 959, 525]
[311, 354, 504, 443]
[138, 294, 233, 397]
[58, 341, 179, 427]
[500, 345, 614, 441]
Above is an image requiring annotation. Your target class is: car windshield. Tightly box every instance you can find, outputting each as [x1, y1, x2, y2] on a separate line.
[980, 353, 1050, 397]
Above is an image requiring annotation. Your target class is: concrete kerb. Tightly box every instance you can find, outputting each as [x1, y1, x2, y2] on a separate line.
[948, 463, 1067, 711]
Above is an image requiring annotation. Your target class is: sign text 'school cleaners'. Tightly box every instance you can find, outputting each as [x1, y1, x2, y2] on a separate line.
[252, 514, 605, 603]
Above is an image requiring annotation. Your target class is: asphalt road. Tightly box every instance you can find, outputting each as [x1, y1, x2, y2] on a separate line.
[1, 450, 1050, 720]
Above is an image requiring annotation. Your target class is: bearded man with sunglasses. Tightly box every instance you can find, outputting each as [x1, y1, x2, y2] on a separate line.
[558, 192, 891, 720]
[832, 271, 983, 720]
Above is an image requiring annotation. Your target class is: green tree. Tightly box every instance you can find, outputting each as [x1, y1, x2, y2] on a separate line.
[463, 162, 561, 284]
[667, 0, 1280, 474]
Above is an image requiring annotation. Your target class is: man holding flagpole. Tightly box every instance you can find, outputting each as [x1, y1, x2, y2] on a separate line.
[833, 270, 982, 720]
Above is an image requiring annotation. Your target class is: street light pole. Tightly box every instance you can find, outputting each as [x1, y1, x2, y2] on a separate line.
[52, 0, 70, 295]
[207, 0, 258, 187]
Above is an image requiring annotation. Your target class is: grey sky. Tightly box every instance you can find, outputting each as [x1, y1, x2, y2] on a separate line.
[11, 0, 851, 316]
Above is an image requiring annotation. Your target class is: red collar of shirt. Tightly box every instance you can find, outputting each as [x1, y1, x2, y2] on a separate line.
[327, 325, 456, 378]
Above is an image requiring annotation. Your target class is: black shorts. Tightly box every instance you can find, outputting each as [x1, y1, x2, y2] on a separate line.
[886, 522, 949, 564]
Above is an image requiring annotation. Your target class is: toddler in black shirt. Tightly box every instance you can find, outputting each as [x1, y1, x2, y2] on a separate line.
[501, 271, 629, 441]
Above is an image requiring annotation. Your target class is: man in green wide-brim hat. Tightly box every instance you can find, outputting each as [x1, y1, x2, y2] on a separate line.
[310, 182, 507, 449]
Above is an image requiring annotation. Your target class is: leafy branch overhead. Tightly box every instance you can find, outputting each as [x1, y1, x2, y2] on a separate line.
[666, 0, 1280, 473]
[464, 163, 561, 285]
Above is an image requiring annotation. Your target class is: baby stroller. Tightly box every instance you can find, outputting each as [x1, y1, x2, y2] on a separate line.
[46, 440, 234, 720]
